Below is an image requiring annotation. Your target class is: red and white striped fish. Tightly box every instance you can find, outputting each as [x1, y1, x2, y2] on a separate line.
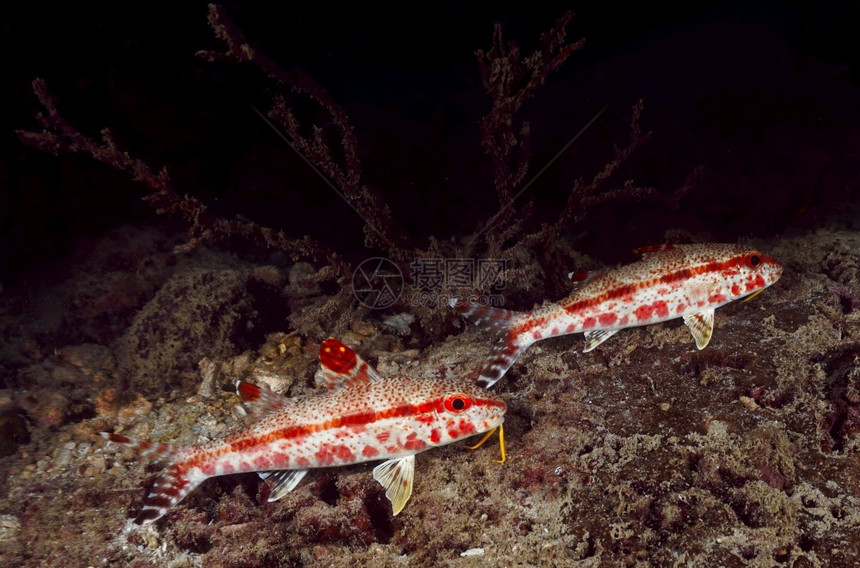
[453, 243, 783, 388]
[102, 338, 506, 523]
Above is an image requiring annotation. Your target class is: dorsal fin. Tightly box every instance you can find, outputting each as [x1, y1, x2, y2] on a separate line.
[235, 381, 292, 419]
[567, 269, 607, 289]
[317, 338, 383, 390]
[633, 243, 677, 259]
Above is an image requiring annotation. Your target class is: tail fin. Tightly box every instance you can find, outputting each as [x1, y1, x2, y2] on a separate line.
[449, 299, 531, 388]
[101, 432, 201, 524]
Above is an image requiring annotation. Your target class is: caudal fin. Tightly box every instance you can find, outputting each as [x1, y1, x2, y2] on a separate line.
[101, 432, 201, 524]
[449, 299, 530, 388]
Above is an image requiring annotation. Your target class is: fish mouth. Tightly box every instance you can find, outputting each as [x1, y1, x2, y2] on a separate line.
[770, 262, 784, 282]
[763, 255, 784, 282]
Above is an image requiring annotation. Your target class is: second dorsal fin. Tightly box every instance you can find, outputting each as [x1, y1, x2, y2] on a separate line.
[633, 243, 677, 260]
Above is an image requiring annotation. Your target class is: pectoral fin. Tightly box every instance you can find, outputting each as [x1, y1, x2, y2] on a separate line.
[683, 309, 715, 349]
[583, 329, 619, 352]
[372, 455, 415, 515]
[259, 469, 309, 502]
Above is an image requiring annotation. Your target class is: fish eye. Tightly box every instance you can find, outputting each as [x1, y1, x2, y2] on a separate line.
[745, 253, 762, 269]
[444, 394, 472, 413]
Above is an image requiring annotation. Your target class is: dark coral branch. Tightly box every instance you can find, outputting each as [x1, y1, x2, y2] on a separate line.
[476, 11, 585, 220]
[568, 101, 698, 220]
[16, 78, 341, 265]
[513, 101, 698, 253]
[16, 6, 698, 339]
[199, 3, 410, 260]
[526, 101, 640, 246]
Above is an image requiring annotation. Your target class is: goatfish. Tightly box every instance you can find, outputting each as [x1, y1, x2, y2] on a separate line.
[452, 243, 783, 388]
[102, 338, 506, 523]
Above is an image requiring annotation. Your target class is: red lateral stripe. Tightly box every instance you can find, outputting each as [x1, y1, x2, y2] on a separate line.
[220, 395, 506, 457]
[562, 255, 746, 315]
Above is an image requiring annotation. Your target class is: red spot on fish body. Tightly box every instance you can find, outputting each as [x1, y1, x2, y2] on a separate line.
[619, 315, 629, 325]
[271, 453, 289, 468]
[315, 444, 335, 466]
[566, 323, 576, 333]
[430, 429, 441, 444]
[362, 445, 379, 458]
[731, 283, 741, 296]
[221, 463, 235, 475]
[532, 331, 542, 340]
[708, 292, 726, 304]
[654, 301, 669, 318]
[582, 317, 597, 329]
[634, 304, 653, 321]
[296, 456, 309, 467]
[335, 444, 355, 462]
[598, 312, 617, 326]
[458, 419, 476, 436]
[201, 463, 215, 476]
[254, 455, 271, 469]
[745, 274, 766, 291]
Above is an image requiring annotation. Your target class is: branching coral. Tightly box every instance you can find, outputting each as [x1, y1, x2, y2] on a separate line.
[17, 4, 694, 338]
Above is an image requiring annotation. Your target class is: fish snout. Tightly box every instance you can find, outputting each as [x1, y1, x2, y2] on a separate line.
[766, 255, 784, 283]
